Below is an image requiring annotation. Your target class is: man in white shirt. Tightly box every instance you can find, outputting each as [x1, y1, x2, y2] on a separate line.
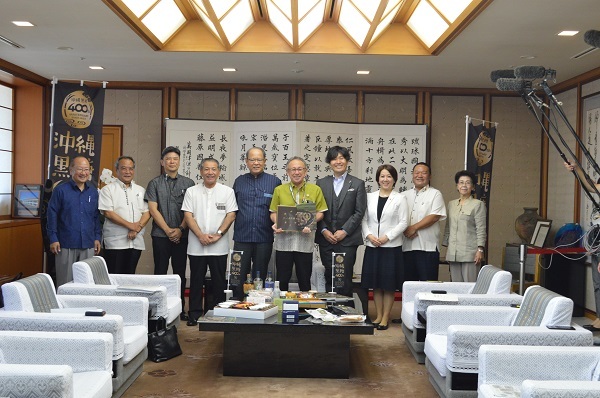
[99, 156, 150, 274]
[402, 162, 447, 281]
[182, 158, 237, 325]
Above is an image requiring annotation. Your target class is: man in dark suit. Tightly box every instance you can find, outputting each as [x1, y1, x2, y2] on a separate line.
[316, 146, 367, 298]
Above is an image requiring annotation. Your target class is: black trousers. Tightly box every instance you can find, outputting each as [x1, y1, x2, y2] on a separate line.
[319, 243, 357, 297]
[103, 248, 141, 274]
[188, 255, 227, 320]
[404, 250, 439, 281]
[152, 236, 188, 312]
[275, 251, 312, 292]
[232, 241, 274, 300]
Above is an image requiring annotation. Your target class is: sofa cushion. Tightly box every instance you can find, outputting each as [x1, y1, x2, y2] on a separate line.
[18, 274, 60, 313]
[73, 370, 112, 398]
[122, 325, 148, 365]
[512, 286, 562, 326]
[423, 333, 447, 377]
[471, 265, 504, 294]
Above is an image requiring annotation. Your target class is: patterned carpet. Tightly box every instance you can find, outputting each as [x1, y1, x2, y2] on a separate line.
[122, 305, 438, 398]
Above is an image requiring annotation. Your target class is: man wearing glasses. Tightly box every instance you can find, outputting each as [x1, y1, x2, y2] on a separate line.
[270, 157, 328, 291]
[232, 147, 281, 299]
[47, 156, 102, 287]
[99, 156, 150, 274]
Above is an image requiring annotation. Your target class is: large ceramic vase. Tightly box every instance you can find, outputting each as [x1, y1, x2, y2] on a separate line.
[515, 207, 542, 243]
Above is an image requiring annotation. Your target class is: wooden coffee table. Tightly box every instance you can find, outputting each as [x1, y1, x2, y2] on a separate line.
[198, 310, 373, 378]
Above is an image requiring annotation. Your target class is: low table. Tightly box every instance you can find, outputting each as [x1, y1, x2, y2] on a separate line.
[198, 310, 374, 378]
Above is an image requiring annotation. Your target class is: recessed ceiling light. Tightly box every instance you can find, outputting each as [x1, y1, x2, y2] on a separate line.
[12, 21, 34, 27]
[558, 30, 578, 36]
[357, 70, 370, 75]
[519, 55, 536, 60]
[223, 68, 237, 72]
[57, 46, 73, 51]
[89, 66, 104, 70]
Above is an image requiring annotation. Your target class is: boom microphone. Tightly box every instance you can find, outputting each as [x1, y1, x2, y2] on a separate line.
[490, 69, 515, 83]
[584, 30, 600, 48]
[514, 66, 556, 80]
[496, 78, 528, 92]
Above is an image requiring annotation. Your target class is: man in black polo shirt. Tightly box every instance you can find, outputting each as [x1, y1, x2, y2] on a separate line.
[145, 146, 195, 321]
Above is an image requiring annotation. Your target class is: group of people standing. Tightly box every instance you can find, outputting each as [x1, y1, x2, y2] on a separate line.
[46, 144, 488, 328]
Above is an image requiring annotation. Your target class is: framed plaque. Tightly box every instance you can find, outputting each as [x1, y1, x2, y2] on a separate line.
[13, 184, 43, 218]
[277, 204, 317, 232]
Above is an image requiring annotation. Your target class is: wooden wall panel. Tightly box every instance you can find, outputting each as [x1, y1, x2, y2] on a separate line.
[237, 91, 289, 120]
[0, 220, 43, 276]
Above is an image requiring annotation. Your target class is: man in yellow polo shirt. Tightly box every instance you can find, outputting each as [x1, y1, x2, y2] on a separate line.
[270, 157, 327, 291]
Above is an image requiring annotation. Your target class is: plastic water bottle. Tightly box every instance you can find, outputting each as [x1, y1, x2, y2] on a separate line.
[253, 271, 263, 290]
[273, 280, 281, 300]
[264, 271, 275, 290]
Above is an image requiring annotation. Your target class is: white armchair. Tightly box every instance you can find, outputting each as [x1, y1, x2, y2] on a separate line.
[423, 285, 593, 398]
[58, 256, 182, 326]
[401, 265, 520, 363]
[478, 345, 600, 398]
[0, 330, 113, 398]
[0, 273, 149, 398]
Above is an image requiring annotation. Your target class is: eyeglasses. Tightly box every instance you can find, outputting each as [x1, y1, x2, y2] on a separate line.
[74, 168, 90, 173]
[457, 181, 473, 186]
[119, 167, 135, 172]
[247, 158, 265, 163]
[288, 168, 306, 173]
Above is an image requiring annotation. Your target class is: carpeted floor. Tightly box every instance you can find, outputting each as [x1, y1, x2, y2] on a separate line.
[123, 304, 438, 398]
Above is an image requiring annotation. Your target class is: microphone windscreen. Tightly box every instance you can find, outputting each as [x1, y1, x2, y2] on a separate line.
[490, 69, 515, 83]
[496, 78, 527, 92]
[514, 66, 547, 79]
[584, 30, 600, 48]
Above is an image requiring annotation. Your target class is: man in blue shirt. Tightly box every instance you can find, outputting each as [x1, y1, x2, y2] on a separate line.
[232, 147, 281, 299]
[47, 156, 102, 287]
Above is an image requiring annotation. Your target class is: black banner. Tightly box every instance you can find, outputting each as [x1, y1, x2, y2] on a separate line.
[228, 250, 243, 287]
[332, 252, 346, 291]
[49, 82, 105, 184]
[466, 122, 497, 209]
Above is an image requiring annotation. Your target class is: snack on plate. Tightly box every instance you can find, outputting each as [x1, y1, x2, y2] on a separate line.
[337, 314, 366, 323]
[285, 291, 297, 299]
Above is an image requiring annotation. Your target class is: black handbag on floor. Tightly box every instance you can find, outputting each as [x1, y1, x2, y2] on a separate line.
[147, 316, 182, 362]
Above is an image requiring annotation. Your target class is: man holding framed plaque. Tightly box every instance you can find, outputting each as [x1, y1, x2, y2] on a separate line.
[270, 157, 327, 291]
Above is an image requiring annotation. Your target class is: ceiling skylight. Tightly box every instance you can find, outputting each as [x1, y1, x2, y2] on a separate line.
[265, 0, 326, 49]
[105, 0, 488, 54]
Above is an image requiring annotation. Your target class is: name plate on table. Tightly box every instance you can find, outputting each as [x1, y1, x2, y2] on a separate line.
[417, 292, 459, 302]
[277, 204, 316, 232]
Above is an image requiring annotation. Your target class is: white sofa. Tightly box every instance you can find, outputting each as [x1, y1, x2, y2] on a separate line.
[0, 330, 113, 398]
[423, 285, 594, 398]
[401, 265, 520, 363]
[58, 255, 182, 327]
[0, 273, 148, 398]
[478, 345, 600, 398]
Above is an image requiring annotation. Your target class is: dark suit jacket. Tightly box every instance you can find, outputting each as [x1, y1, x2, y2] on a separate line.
[315, 174, 367, 247]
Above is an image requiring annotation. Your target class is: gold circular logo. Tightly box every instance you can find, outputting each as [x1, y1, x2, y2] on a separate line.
[474, 131, 493, 166]
[232, 253, 242, 262]
[335, 255, 344, 263]
[61, 90, 94, 129]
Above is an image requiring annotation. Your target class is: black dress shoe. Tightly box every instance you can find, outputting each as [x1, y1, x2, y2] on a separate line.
[186, 318, 198, 326]
[180, 312, 189, 321]
[583, 324, 600, 332]
[377, 323, 389, 330]
[391, 318, 402, 324]
[372, 322, 380, 328]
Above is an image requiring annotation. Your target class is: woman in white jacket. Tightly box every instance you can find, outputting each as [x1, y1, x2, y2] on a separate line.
[361, 165, 408, 330]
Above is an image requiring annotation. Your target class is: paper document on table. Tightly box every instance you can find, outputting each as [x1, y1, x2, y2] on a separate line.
[418, 292, 459, 302]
